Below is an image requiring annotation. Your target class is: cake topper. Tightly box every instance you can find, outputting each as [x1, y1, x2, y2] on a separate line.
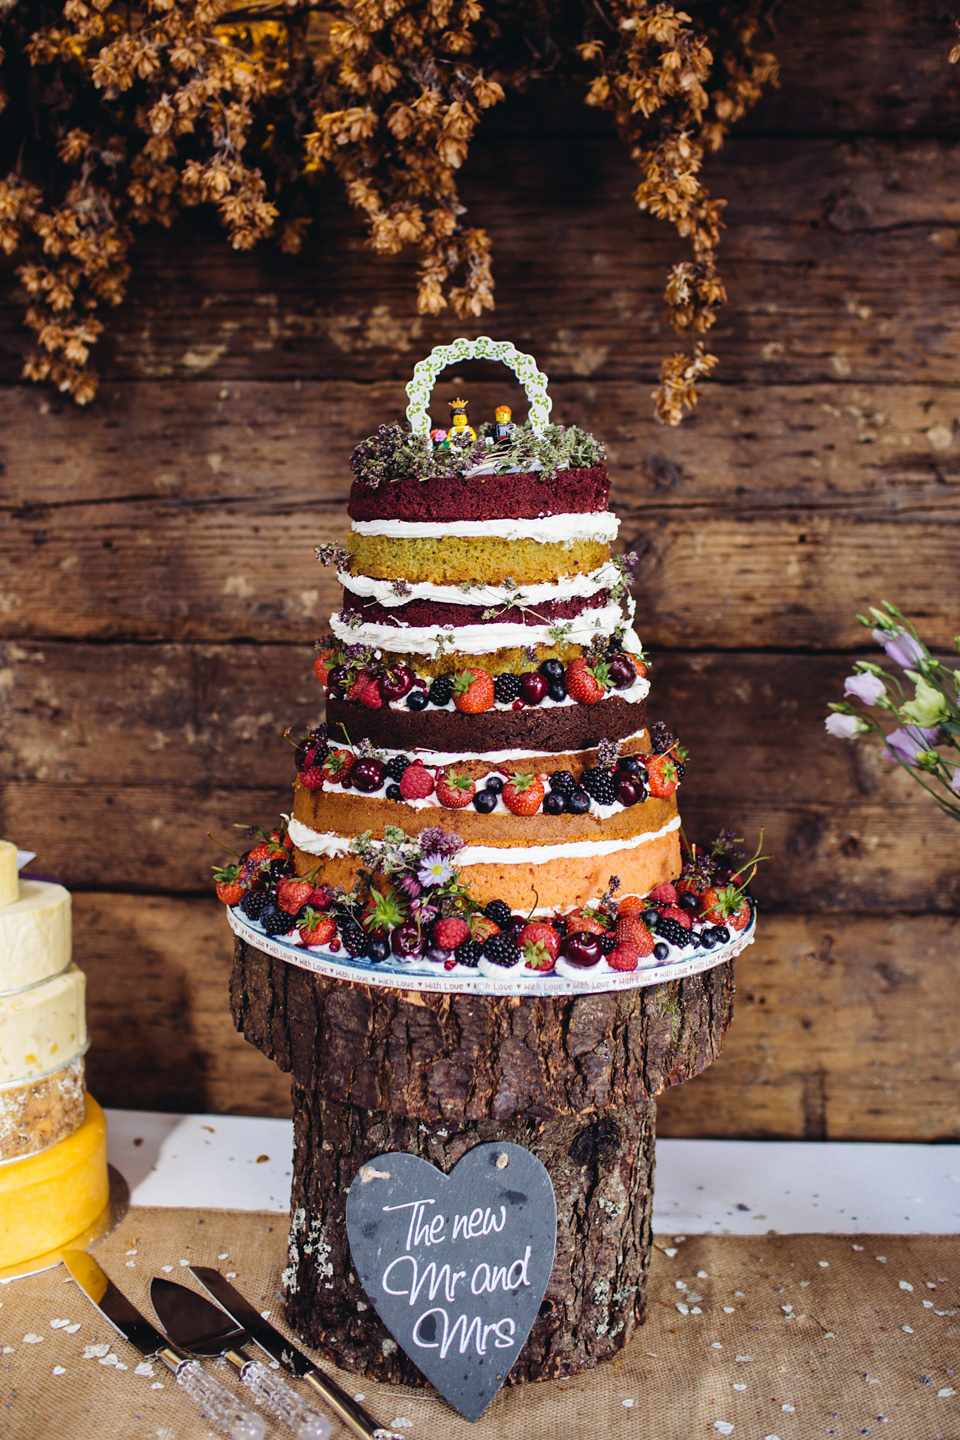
[405, 337, 552, 436]
[447, 396, 476, 443]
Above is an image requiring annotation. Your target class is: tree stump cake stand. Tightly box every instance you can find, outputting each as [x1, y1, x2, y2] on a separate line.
[231, 938, 734, 1386]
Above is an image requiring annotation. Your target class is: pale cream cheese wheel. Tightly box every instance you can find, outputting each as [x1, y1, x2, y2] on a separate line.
[0, 965, 87, 1084]
[0, 841, 17, 908]
[0, 880, 72, 992]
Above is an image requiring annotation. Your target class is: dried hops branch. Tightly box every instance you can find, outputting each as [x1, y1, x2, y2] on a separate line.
[0, 1, 776, 417]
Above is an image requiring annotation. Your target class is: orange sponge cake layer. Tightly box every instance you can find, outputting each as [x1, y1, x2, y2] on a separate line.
[347, 534, 611, 586]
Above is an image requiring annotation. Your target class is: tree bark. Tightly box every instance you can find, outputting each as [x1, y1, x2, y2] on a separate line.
[231, 937, 734, 1381]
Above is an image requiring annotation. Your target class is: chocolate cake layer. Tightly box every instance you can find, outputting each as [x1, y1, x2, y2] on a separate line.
[339, 589, 609, 631]
[348, 465, 609, 522]
[326, 693, 648, 754]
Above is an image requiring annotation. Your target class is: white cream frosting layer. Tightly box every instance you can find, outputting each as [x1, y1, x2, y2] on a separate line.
[350, 512, 619, 543]
[0, 964, 87, 1084]
[339, 726, 649, 769]
[0, 881, 72, 994]
[338, 561, 622, 609]
[288, 814, 680, 866]
[331, 598, 629, 655]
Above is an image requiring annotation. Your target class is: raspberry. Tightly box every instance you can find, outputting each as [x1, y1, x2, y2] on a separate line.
[660, 903, 692, 930]
[386, 754, 411, 783]
[649, 882, 678, 906]
[399, 761, 435, 799]
[433, 916, 470, 950]
[607, 942, 640, 972]
[493, 672, 522, 703]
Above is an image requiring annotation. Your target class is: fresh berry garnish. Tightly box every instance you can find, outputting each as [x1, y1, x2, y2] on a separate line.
[385, 754, 412, 783]
[380, 664, 414, 701]
[433, 916, 470, 950]
[298, 765, 324, 792]
[326, 664, 348, 697]
[607, 943, 640, 971]
[348, 673, 384, 709]
[565, 655, 610, 705]
[653, 940, 669, 960]
[436, 768, 476, 809]
[700, 883, 751, 932]
[520, 671, 548, 705]
[473, 789, 497, 813]
[539, 658, 564, 681]
[427, 674, 454, 707]
[214, 864, 247, 906]
[386, 783, 403, 801]
[617, 754, 643, 775]
[455, 939, 482, 968]
[649, 882, 678, 906]
[364, 936, 391, 962]
[646, 753, 680, 799]
[392, 921, 426, 958]
[322, 748, 354, 785]
[482, 932, 521, 967]
[615, 775, 643, 807]
[560, 931, 602, 967]
[616, 894, 645, 915]
[493, 672, 522, 704]
[298, 909, 336, 947]
[484, 899, 514, 928]
[517, 922, 560, 971]
[469, 914, 500, 944]
[655, 915, 691, 949]
[398, 760, 435, 799]
[351, 757, 387, 793]
[485, 776, 504, 795]
[239, 886, 270, 920]
[313, 647, 337, 686]
[566, 788, 590, 814]
[277, 876, 316, 915]
[502, 772, 545, 816]
[580, 766, 617, 806]
[453, 667, 495, 714]
[547, 678, 568, 701]
[615, 916, 655, 955]
[407, 689, 428, 711]
[261, 904, 294, 937]
[340, 922, 366, 956]
[607, 653, 637, 689]
[543, 792, 565, 815]
[660, 903, 692, 930]
[549, 770, 577, 796]
[565, 905, 608, 937]
[678, 890, 700, 912]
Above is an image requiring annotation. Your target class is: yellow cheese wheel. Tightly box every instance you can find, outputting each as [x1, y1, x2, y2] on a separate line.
[0, 1094, 108, 1268]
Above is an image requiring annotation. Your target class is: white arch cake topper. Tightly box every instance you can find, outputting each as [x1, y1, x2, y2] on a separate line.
[405, 336, 553, 436]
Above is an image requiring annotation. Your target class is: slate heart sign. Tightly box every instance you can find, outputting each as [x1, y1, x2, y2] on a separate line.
[346, 1142, 557, 1421]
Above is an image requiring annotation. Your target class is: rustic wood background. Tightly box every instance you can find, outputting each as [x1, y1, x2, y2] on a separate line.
[2, 0, 958, 1140]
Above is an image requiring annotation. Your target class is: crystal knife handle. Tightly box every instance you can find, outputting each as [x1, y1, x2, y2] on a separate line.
[300, 1371, 406, 1440]
[168, 1354, 266, 1440]
[238, 1357, 332, 1440]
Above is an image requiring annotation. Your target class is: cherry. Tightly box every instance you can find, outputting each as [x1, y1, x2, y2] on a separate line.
[520, 671, 548, 705]
[561, 931, 602, 967]
[364, 936, 390, 963]
[425, 945, 453, 965]
[351, 758, 386, 792]
[615, 776, 642, 807]
[392, 922, 425, 958]
[380, 664, 414, 701]
[327, 665, 348, 698]
[608, 654, 637, 689]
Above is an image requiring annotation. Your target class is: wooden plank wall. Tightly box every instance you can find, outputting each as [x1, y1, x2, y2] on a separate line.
[2, 1, 959, 1138]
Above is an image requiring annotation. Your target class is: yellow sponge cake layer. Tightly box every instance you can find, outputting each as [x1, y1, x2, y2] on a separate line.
[347, 533, 611, 586]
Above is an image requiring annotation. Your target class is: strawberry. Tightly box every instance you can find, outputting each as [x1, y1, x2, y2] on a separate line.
[615, 916, 655, 955]
[616, 894, 646, 916]
[607, 942, 640, 972]
[298, 909, 337, 947]
[277, 876, 315, 915]
[313, 647, 337, 686]
[435, 768, 476, 809]
[518, 922, 560, 971]
[469, 914, 500, 944]
[399, 760, 435, 799]
[322, 748, 354, 785]
[565, 655, 610, 705]
[700, 883, 751, 931]
[648, 882, 678, 907]
[300, 765, 325, 791]
[453, 667, 495, 714]
[348, 674, 384, 709]
[661, 903, 692, 930]
[646, 753, 679, 799]
[214, 863, 247, 906]
[628, 653, 647, 677]
[502, 773, 545, 816]
[565, 905, 608, 937]
[433, 916, 470, 950]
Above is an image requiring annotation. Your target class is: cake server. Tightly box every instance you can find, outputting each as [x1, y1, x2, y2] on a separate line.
[61, 1250, 265, 1440]
[152, 1275, 332, 1440]
[190, 1266, 409, 1440]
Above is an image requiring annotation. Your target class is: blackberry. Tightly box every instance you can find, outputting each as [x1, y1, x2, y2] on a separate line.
[261, 905, 292, 938]
[600, 933, 617, 956]
[427, 675, 454, 707]
[455, 939, 482, 968]
[656, 916, 691, 949]
[340, 923, 366, 956]
[485, 899, 514, 928]
[549, 770, 578, 796]
[674, 760, 686, 781]
[493, 672, 522, 704]
[580, 767, 617, 805]
[240, 887, 270, 921]
[386, 754, 412, 783]
[482, 932, 521, 967]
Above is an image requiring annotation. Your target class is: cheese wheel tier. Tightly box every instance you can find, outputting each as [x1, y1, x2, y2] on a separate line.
[222, 366, 757, 995]
[0, 1056, 86, 1161]
[0, 1095, 109, 1269]
[0, 964, 87, 1084]
[0, 879, 71, 991]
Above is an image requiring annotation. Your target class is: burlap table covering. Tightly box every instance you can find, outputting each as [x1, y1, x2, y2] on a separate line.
[1, 1207, 957, 1440]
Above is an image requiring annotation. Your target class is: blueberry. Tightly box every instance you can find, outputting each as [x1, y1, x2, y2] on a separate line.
[700, 928, 717, 949]
[716, 925, 730, 944]
[425, 945, 453, 965]
[618, 755, 642, 774]
[543, 792, 566, 815]
[540, 658, 564, 680]
[547, 679, 567, 702]
[364, 936, 390, 962]
[566, 789, 590, 815]
[642, 907, 660, 929]
[678, 891, 699, 912]
[653, 941, 669, 961]
[473, 789, 497, 813]
[485, 776, 504, 795]
[385, 783, 403, 801]
[407, 690, 428, 711]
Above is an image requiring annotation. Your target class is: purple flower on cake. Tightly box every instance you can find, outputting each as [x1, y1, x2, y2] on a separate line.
[843, 671, 887, 706]
[883, 725, 941, 766]
[397, 874, 422, 901]
[418, 827, 465, 858]
[824, 713, 868, 739]
[417, 854, 456, 888]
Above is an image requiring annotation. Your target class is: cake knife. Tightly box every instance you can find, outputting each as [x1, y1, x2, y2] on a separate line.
[152, 1275, 332, 1440]
[190, 1266, 409, 1440]
[61, 1250, 265, 1440]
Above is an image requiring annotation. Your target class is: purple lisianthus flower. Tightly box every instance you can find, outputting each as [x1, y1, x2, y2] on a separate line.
[884, 724, 940, 765]
[950, 768, 960, 795]
[825, 713, 868, 739]
[843, 672, 887, 706]
[872, 627, 925, 669]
